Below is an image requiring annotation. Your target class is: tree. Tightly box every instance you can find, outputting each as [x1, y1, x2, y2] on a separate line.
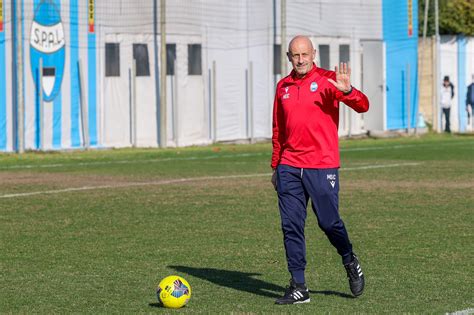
[418, 0, 474, 36]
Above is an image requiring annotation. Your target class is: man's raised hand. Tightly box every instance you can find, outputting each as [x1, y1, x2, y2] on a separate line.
[328, 62, 352, 94]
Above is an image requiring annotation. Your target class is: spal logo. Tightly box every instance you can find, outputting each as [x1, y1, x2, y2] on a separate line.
[30, 0, 65, 102]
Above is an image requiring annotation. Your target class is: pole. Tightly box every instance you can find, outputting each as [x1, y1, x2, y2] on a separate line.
[272, 0, 277, 86]
[407, 63, 411, 134]
[417, 0, 430, 135]
[212, 60, 217, 142]
[160, 0, 167, 147]
[245, 68, 249, 139]
[173, 57, 179, 146]
[348, 108, 352, 137]
[16, 0, 24, 153]
[153, 0, 160, 146]
[249, 61, 254, 143]
[423, 0, 430, 39]
[434, 0, 441, 132]
[132, 60, 137, 147]
[39, 58, 43, 150]
[280, 0, 286, 76]
[170, 59, 175, 143]
[78, 59, 89, 148]
[208, 68, 212, 141]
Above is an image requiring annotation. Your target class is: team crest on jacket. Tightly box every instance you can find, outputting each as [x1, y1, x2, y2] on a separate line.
[310, 82, 318, 92]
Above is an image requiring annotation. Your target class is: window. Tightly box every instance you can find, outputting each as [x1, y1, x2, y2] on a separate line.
[133, 44, 150, 76]
[188, 44, 202, 75]
[273, 44, 281, 75]
[105, 43, 120, 77]
[339, 44, 350, 63]
[43, 67, 55, 77]
[318, 44, 330, 70]
[166, 44, 176, 76]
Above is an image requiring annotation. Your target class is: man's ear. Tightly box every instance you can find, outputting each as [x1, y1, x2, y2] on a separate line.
[312, 49, 316, 60]
[287, 52, 292, 62]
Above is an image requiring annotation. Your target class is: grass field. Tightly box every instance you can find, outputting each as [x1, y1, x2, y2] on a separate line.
[1, 133, 473, 314]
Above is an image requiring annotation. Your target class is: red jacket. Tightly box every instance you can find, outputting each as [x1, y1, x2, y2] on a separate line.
[271, 64, 369, 169]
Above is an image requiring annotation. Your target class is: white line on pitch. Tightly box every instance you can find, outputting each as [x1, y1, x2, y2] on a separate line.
[0, 162, 421, 199]
[342, 162, 421, 170]
[0, 153, 268, 170]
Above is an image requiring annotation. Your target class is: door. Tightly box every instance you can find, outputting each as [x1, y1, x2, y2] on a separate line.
[102, 34, 157, 147]
[361, 40, 385, 131]
[166, 35, 207, 147]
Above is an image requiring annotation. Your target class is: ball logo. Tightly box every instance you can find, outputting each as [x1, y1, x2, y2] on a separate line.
[29, 1, 65, 102]
[171, 279, 190, 298]
[310, 82, 318, 92]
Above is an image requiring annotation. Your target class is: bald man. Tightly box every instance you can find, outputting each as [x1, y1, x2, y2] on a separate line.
[271, 35, 369, 304]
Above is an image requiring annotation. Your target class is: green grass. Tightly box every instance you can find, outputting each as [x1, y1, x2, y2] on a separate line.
[0, 133, 473, 313]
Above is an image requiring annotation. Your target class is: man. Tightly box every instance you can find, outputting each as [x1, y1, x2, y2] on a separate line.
[271, 35, 369, 305]
[441, 75, 454, 133]
[466, 75, 474, 128]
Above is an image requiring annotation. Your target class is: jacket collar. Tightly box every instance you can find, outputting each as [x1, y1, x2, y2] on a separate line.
[286, 63, 318, 84]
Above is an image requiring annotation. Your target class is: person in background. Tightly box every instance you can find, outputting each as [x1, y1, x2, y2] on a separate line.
[466, 75, 474, 128]
[441, 75, 454, 133]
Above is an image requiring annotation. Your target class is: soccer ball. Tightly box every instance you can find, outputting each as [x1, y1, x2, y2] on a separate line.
[156, 275, 192, 309]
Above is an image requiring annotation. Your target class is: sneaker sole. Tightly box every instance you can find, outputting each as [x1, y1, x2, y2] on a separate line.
[275, 298, 311, 305]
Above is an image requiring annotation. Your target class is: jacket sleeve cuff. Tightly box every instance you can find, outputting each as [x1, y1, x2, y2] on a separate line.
[343, 86, 353, 95]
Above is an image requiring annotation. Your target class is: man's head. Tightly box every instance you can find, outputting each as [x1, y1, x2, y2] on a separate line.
[287, 35, 316, 77]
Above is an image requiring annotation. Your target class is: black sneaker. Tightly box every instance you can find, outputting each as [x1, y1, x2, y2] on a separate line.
[344, 254, 365, 297]
[275, 279, 310, 305]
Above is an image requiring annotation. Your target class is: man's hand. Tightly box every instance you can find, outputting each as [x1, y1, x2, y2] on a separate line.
[328, 62, 352, 94]
[271, 169, 277, 190]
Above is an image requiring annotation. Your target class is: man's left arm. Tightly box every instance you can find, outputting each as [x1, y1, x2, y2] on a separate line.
[337, 87, 369, 113]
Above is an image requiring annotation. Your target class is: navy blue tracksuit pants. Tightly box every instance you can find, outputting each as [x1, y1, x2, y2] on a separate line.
[276, 164, 353, 284]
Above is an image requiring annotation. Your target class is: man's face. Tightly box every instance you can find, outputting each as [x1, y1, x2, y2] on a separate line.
[287, 38, 315, 77]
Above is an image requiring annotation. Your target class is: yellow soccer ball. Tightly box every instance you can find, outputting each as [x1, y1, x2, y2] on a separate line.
[156, 275, 192, 309]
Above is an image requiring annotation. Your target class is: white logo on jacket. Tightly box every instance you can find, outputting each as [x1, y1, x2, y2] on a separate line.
[282, 86, 290, 99]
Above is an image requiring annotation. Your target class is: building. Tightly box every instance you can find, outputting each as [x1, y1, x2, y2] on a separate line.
[0, 0, 419, 152]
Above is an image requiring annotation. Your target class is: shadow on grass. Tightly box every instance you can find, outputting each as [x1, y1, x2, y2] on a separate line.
[309, 290, 354, 299]
[168, 265, 284, 298]
[168, 265, 354, 300]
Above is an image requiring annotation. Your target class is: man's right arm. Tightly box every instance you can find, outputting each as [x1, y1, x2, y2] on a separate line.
[271, 87, 282, 170]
